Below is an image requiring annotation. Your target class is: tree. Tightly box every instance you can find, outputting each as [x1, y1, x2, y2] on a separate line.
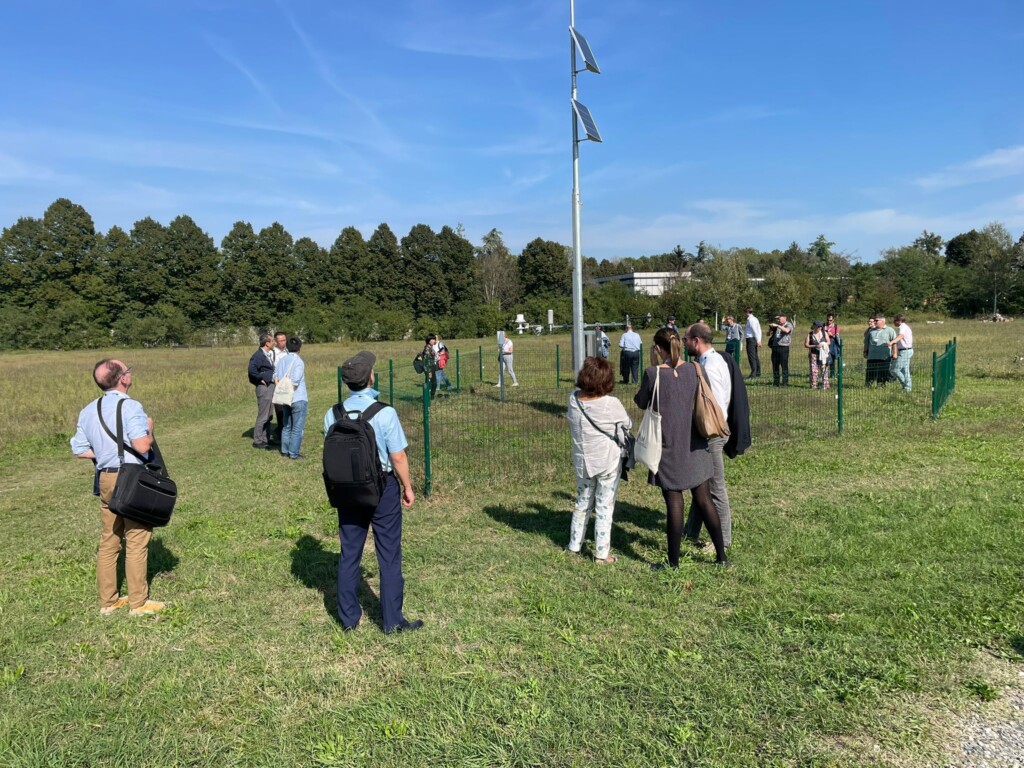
[974, 222, 1018, 315]
[436, 225, 478, 304]
[944, 229, 987, 268]
[254, 223, 299, 323]
[476, 228, 519, 309]
[164, 214, 223, 327]
[518, 237, 571, 300]
[220, 221, 259, 326]
[401, 224, 449, 319]
[367, 223, 402, 309]
[691, 250, 757, 319]
[875, 246, 944, 310]
[808, 234, 835, 264]
[124, 217, 170, 316]
[913, 230, 944, 256]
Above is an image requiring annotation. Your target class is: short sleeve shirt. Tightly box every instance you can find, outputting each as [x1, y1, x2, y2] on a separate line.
[323, 388, 408, 472]
[70, 391, 150, 470]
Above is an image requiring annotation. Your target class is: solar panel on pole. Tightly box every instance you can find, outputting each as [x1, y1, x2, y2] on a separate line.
[570, 27, 601, 74]
[572, 99, 603, 143]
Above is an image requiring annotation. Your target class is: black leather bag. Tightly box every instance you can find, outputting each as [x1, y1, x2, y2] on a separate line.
[97, 399, 177, 527]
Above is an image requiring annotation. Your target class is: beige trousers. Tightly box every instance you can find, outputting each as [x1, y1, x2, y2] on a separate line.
[97, 471, 153, 610]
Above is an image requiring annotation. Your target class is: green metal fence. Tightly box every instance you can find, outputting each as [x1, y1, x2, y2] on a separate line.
[931, 337, 957, 420]
[336, 338, 957, 496]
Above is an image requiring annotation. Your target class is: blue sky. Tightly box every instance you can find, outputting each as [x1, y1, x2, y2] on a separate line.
[1, 0, 1022, 263]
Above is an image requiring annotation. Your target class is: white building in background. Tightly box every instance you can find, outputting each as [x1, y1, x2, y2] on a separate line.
[591, 271, 692, 297]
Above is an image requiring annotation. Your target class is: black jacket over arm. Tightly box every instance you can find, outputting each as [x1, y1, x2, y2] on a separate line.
[723, 352, 751, 458]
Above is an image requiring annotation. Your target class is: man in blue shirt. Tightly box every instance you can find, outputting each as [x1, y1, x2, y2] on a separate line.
[618, 322, 642, 384]
[70, 360, 165, 616]
[323, 351, 422, 634]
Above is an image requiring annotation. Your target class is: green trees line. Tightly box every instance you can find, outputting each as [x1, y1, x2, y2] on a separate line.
[1, 199, 1021, 349]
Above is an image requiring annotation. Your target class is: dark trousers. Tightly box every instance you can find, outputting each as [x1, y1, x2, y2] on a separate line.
[619, 350, 640, 383]
[273, 404, 285, 443]
[336, 475, 406, 632]
[745, 338, 761, 377]
[771, 346, 790, 385]
[725, 340, 740, 365]
[865, 359, 889, 386]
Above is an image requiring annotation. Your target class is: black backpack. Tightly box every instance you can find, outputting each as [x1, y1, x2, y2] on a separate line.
[322, 402, 388, 510]
[412, 354, 425, 374]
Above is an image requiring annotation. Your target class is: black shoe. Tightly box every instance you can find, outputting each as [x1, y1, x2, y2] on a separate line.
[386, 619, 424, 634]
[650, 562, 678, 572]
[342, 624, 357, 633]
[684, 537, 705, 549]
[289, 454, 306, 460]
[252, 443, 268, 449]
[713, 559, 731, 568]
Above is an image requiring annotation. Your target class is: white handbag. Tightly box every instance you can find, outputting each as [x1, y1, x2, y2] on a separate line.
[272, 359, 296, 406]
[634, 366, 663, 473]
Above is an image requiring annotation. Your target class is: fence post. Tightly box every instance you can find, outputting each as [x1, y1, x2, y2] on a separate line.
[422, 380, 432, 497]
[337, 366, 343, 404]
[479, 345, 483, 382]
[456, 349, 461, 392]
[837, 351, 844, 435]
[556, 344, 561, 388]
[388, 359, 394, 405]
[931, 350, 939, 421]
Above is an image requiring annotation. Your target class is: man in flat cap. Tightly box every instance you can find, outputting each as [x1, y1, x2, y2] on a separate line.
[323, 351, 422, 634]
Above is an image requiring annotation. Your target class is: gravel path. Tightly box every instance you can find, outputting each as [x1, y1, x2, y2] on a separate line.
[940, 670, 1024, 768]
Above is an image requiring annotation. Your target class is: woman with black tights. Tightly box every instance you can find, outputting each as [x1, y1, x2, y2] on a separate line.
[634, 327, 728, 566]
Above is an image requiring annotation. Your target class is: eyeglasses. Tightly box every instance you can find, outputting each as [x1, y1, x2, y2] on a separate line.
[120, 367, 133, 378]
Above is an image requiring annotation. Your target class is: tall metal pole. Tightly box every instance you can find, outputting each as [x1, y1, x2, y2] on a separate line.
[570, 0, 585, 374]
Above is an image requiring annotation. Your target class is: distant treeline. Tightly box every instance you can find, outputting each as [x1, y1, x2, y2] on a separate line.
[1, 199, 1021, 349]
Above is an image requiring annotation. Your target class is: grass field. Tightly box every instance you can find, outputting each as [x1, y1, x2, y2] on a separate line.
[0, 320, 1022, 766]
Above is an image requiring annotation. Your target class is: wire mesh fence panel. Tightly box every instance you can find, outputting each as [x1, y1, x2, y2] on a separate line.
[836, 346, 938, 437]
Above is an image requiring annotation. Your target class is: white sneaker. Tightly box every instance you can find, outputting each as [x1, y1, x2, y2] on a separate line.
[512, 382, 519, 387]
[494, 383, 502, 387]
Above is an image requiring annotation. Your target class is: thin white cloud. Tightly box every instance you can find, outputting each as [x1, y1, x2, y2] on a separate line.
[388, 0, 560, 60]
[698, 106, 800, 125]
[276, 1, 407, 160]
[0, 153, 77, 186]
[915, 145, 1024, 190]
[202, 32, 283, 114]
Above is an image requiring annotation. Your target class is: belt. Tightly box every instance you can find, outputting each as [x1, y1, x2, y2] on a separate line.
[98, 467, 120, 473]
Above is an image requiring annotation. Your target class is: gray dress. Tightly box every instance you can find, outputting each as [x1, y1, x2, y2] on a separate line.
[634, 363, 714, 491]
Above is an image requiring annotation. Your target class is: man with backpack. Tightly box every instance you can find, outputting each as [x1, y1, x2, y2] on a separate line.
[322, 351, 422, 634]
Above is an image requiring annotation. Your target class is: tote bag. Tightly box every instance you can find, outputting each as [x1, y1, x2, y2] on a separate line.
[273, 359, 296, 406]
[634, 367, 663, 472]
[691, 361, 730, 439]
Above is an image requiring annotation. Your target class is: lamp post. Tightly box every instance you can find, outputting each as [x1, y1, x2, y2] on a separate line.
[569, 0, 602, 373]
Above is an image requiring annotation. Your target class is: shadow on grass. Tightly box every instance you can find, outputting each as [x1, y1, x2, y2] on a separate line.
[523, 399, 566, 417]
[482, 495, 663, 563]
[290, 535, 382, 630]
[1010, 635, 1024, 661]
[147, 537, 179, 581]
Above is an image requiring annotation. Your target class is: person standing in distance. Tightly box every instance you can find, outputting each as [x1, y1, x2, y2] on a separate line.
[888, 314, 914, 392]
[270, 331, 290, 445]
[70, 360, 165, 616]
[324, 351, 422, 634]
[618, 322, 642, 384]
[593, 324, 610, 359]
[497, 334, 519, 387]
[247, 333, 276, 449]
[723, 315, 742, 365]
[743, 308, 762, 379]
[768, 314, 794, 386]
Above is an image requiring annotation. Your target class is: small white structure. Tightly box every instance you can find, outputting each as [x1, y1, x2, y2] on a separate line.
[514, 313, 529, 334]
[592, 271, 691, 297]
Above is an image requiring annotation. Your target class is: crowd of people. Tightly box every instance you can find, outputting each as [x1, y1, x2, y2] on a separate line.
[71, 311, 912, 625]
[568, 323, 751, 569]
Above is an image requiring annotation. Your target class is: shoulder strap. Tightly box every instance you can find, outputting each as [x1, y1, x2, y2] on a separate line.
[573, 392, 617, 443]
[96, 397, 151, 465]
[359, 401, 387, 423]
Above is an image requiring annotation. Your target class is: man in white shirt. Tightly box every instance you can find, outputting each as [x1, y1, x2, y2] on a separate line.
[270, 331, 290, 443]
[593, 324, 610, 359]
[887, 313, 914, 392]
[497, 335, 518, 387]
[682, 323, 734, 549]
[618, 322, 643, 384]
[743, 308, 762, 379]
